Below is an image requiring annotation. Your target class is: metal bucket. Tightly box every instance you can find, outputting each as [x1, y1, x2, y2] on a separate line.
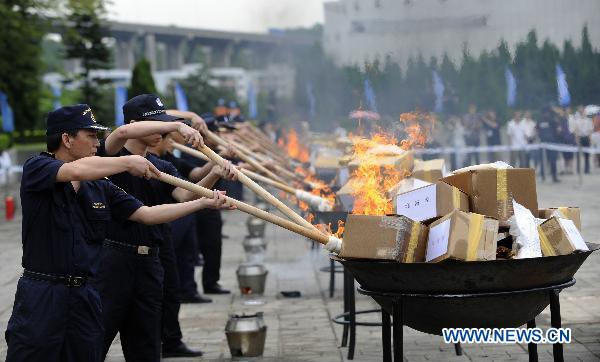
[246, 216, 266, 237]
[225, 312, 267, 358]
[237, 264, 268, 295]
[242, 236, 267, 254]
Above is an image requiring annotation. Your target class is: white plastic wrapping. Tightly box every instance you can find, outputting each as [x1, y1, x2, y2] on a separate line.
[324, 236, 342, 253]
[508, 200, 542, 258]
[295, 190, 333, 211]
[452, 161, 513, 174]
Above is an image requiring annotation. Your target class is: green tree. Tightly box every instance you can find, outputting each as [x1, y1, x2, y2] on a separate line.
[577, 25, 600, 104]
[167, 66, 234, 115]
[128, 58, 157, 97]
[0, 0, 51, 132]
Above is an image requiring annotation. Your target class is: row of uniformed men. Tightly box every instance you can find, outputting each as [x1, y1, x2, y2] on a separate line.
[5, 94, 245, 361]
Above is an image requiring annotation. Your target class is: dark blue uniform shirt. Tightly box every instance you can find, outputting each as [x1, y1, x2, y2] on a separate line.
[98, 141, 182, 246]
[20, 153, 143, 277]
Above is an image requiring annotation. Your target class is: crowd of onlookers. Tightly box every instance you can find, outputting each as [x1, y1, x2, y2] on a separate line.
[436, 104, 600, 182]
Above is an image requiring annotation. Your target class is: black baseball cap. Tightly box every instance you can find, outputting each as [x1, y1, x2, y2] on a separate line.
[123, 94, 182, 123]
[46, 104, 110, 135]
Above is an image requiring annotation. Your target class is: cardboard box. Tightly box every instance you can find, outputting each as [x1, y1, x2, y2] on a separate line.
[538, 207, 581, 231]
[426, 210, 499, 262]
[441, 168, 538, 222]
[348, 151, 414, 175]
[386, 177, 431, 199]
[336, 179, 355, 211]
[340, 214, 428, 262]
[393, 181, 469, 222]
[538, 217, 589, 256]
[412, 159, 446, 183]
[314, 155, 341, 169]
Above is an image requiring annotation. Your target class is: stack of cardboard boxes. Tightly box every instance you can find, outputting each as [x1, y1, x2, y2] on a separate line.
[336, 161, 589, 263]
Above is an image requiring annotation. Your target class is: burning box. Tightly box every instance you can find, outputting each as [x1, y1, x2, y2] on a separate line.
[392, 181, 469, 222]
[347, 151, 414, 175]
[538, 207, 581, 231]
[336, 179, 355, 211]
[411, 159, 446, 183]
[314, 155, 341, 169]
[426, 210, 499, 262]
[538, 217, 589, 256]
[339, 214, 428, 262]
[441, 168, 538, 223]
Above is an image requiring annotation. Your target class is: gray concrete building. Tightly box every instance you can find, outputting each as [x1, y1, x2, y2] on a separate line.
[323, 0, 600, 67]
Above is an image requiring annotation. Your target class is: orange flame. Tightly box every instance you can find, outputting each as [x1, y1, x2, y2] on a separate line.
[349, 112, 429, 215]
[278, 129, 310, 163]
[314, 220, 345, 238]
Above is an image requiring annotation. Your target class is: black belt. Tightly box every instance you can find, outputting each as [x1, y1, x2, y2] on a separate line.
[104, 239, 159, 256]
[23, 270, 87, 287]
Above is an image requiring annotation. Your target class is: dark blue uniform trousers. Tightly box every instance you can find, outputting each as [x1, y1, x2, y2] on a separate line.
[94, 246, 164, 362]
[5, 277, 103, 362]
[158, 233, 184, 350]
[171, 215, 199, 297]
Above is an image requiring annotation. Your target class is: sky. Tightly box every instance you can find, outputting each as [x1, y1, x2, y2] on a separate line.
[106, 0, 328, 33]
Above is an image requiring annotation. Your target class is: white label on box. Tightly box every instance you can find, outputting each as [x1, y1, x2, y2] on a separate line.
[559, 219, 589, 251]
[395, 184, 437, 221]
[426, 218, 451, 261]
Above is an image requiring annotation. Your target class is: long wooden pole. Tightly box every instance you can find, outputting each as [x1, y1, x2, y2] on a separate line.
[157, 172, 342, 252]
[203, 130, 285, 183]
[195, 144, 321, 233]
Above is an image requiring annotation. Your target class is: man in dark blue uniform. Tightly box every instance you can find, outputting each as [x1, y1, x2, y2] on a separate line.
[95, 94, 236, 360]
[5, 104, 228, 362]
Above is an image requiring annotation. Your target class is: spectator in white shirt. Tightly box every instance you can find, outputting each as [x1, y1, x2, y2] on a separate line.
[507, 111, 528, 167]
[571, 105, 593, 174]
[522, 111, 537, 168]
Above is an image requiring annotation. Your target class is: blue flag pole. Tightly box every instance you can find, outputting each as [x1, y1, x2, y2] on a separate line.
[247, 82, 258, 119]
[114, 86, 127, 126]
[432, 70, 445, 113]
[556, 64, 571, 107]
[0, 91, 15, 133]
[174, 82, 189, 111]
[505, 67, 517, 107]
[51, 84, 62, 110]
[363, 78, 378, 112]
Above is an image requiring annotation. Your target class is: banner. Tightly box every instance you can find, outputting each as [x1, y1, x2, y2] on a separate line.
[114, 86, 127, 126]
[363, 78, 378, 112]
[306, 81, 316, 121]
[432, 70, 444, 113]
[505, 67, 517, 107]
[51, 84, 62, 110]
[0, 91, 15, 132]
[247, 82, 258, 119]
[174, 82, 189, 111]
[556, 64, 571, 107]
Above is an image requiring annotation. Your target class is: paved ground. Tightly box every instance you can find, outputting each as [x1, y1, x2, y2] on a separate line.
[0, 173, 598, 361]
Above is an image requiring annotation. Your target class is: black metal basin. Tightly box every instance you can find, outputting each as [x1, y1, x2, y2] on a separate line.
[334, 243, 598, 335]
[333, 242, 599, 293]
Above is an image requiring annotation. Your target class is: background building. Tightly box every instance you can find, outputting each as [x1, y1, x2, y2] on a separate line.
[323, 0, 600, 67]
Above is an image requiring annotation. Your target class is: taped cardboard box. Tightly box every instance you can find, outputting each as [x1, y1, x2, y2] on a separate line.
[339, 214, 428, 262]
[393, 181, 469, 222]
[538, 217, 589, 256]
[538, 207, 581, 231]
[412, 159, 446, 183]
[441, 168, 538, 223]
[426, 210, 499, 262]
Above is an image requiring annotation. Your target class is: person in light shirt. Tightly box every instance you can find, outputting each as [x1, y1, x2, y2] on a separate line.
[570, 105, 593, 174]
[506, 111, 528, 167]
[521, 111, 537, 168]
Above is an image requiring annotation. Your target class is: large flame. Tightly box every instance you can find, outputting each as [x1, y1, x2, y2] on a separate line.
[349, 112, 429, 215]
[278, 129, 310, 163]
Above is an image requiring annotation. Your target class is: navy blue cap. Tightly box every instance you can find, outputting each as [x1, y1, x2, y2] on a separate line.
[123, 94, 182, 123]
[46, 104, 110, 135]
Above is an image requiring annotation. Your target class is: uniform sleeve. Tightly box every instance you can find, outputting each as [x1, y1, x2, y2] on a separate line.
[171, 157, 196, 180]
[106, 181, 144, 222]
[22, 155, 65, 192]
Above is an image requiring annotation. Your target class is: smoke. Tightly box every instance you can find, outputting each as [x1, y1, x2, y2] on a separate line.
[108, 0, 326, 33]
